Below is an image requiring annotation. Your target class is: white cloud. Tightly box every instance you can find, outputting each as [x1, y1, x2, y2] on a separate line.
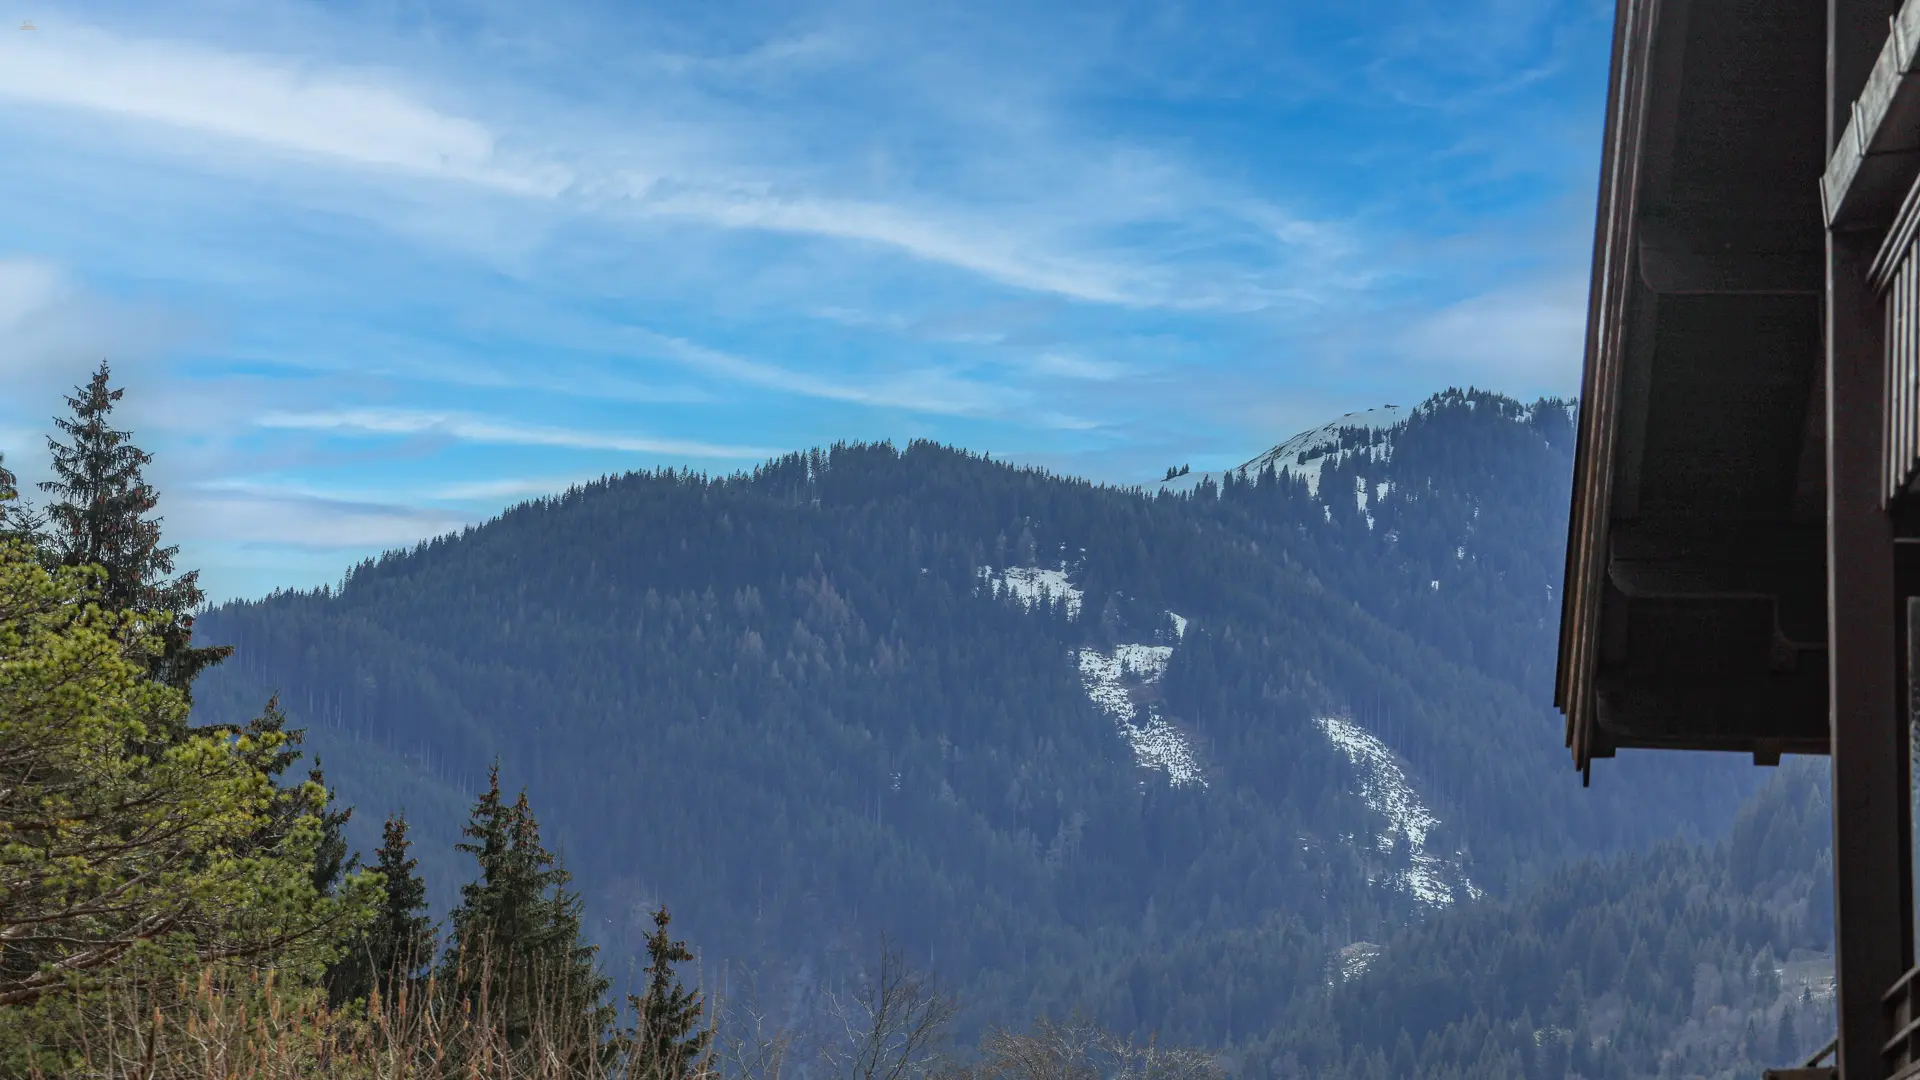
[0, 23, 567, 194]
[0, 258, 196, 413]
[1031, 351, 1127, 381]
[646, 32, 850, 81]
[255, 407, 776, 459]
[635, 187, 1159, 306]
[0, 258, 68, 328]
[177, 487, 474, 549]
[1398, 276, 1585, 390]
[625, 328, 1031, 417]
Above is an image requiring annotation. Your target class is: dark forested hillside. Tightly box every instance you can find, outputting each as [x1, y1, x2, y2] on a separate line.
[191, 389, 1766, 1057]
[1250, 761, 1836, 1080]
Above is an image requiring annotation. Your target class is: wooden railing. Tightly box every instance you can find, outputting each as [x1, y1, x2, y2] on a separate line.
[1872, 187, 1920, 503]
[1761, 1034, 1834, 1078]
[1888, 963, 1920, 1079]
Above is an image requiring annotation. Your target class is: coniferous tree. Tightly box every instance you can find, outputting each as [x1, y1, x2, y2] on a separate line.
[0, 539, 376, 1008]
[372, 814, 437, 983]
[443, 765, 612, 1052]
[329, 813, 436, 1005]
[1775, 1006, 1798, 1065]
[37, 361, 229, 692]
[627, 906, 711, 1080]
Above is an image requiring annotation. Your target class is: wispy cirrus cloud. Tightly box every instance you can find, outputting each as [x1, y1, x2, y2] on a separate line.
[179, 484, 477, 550]
[0, 26, 566, 194]
[255, 408, 776, 460]
[1030, 351, 1128, 382]
[0, 16, 1349, 312]
[621, 328, 1033, 417]
[0, 0, 1609, 600]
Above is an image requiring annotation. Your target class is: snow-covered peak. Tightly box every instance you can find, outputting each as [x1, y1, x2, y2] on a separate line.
[1245, 406, 1407, 474]
[1152, 404, 1408, 498]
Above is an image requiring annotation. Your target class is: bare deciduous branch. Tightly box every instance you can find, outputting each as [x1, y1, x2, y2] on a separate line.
[820, 937, 960, 1080]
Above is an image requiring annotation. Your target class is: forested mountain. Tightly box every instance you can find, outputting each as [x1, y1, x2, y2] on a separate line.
[190, 388, 1780, 1072]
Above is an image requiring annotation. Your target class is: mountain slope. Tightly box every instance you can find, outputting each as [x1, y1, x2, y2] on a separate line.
[190, 389, 1757, 1040]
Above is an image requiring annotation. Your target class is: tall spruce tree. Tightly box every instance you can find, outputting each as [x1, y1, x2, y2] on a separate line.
[371, 814, 436, 986]
[627, 906, 711, 1080]
[37, 362, 228, 692]
[329, 813, 436, 1005]
[443, 765, 612, 1053]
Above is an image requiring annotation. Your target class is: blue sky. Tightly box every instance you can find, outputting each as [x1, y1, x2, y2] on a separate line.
[0, 0, 1607, 602]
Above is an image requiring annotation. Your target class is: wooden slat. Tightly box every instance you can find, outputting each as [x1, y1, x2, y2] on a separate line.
[1899, 262, 1909, 498]
[1904, 258, 1912, 497]
[1886, 268, 1895, 501]
[1883, 1012, 1920, 1054]
[1874, 221, 1920, 502]
[1893, 261, 1906, 500]
[1890, 963, 1920, 1077]
[1886, 962, 1920, 1003]
[1896, 259, 1912, 495]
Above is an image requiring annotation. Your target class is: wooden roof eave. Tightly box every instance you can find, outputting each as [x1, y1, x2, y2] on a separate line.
[1558, 0, 1663, 780]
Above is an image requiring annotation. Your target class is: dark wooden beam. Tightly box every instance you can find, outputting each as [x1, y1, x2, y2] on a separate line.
[1605, 559, 1815, 598]
[1595, 670, 1830, 747]
[1637, 246, 1823, 295]
[1607, 519, 1828, 562]
[1605, 521, 1829, 645]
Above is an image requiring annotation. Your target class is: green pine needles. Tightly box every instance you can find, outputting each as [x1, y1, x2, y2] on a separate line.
[629, 906, 712, 1080]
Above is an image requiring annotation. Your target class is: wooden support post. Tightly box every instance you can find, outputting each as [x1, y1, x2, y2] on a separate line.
[1831, 5, 1916, 1076]
[1828, 225, 1912, 1080]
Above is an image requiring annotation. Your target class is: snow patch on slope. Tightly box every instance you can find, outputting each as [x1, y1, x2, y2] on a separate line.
[1080, 642, 1204, 788]
[978, 564, 1083, 619]
[1338, 942, 1382, 982]
[1313, 716, 1476, 907]
[981, 566, 1202, 788]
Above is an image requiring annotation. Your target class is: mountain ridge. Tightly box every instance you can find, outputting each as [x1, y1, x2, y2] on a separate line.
[189, 387, 1761, 1065]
